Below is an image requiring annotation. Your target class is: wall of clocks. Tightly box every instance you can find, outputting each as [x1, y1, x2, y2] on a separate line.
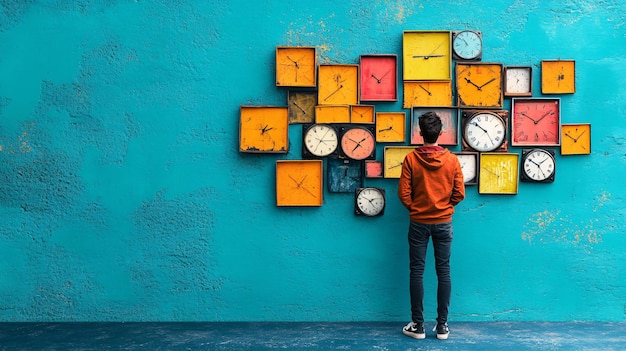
[240, 32, 590, 207]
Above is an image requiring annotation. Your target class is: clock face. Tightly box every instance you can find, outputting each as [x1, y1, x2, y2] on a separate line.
[456, 62, 504, 108]
[463, 111, 507, 152]
[288, 91, 317, 123]
[340, 126, 376, 160]
[410, 107, 458, 146]
[454, 152, 478, 185]
[561, 123, 591, 155]
[355, 187, 386, 217]
[360, 55, 397, 101]
[479, 153, 519, 195]
[383, 146, 415, 179]
[511, 98, 560, 147]
[376, 112, 406, 143]
[239, 106, 289, 153]
[318, 64, 359, 105]
[541, 59, 575, 94]
[403, 81, 452, 108]
[303, 124, 338, 158]
[275, 46, 316, 88]
[521, 148, 556, 183]
[350, 105, 375, 124]
[504, 66, 532, 97]
[364, 160, 383, 178]
[315, 105, 351, 124]
[402, 31, 452, 80]
[327, 157, 363, 193]
[453, 30, 482, 60]
[275, 160, 323, 206]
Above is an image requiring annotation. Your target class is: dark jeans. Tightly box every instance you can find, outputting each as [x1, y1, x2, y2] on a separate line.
[408, 221, 453, 324]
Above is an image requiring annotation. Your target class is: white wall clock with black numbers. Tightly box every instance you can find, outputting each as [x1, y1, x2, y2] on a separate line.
[354, 187, 385, 217]
[520, 148, 556, 183]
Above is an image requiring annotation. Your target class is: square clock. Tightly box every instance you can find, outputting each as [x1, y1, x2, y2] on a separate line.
[360, 54, 398, 101]
[276, 160, 323, 206]
[411, 107, 458, 146]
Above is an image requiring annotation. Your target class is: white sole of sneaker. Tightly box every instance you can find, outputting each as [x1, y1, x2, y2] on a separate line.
[402, 330, 426, 339]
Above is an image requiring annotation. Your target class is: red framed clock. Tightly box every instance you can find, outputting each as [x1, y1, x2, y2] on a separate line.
[359, 54, 398, 102]
[511, 98, 560, 147]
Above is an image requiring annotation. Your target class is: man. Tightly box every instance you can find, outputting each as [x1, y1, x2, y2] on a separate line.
[398, 111, 465, 340]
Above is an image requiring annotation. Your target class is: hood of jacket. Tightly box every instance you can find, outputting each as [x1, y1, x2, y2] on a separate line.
[413, 146, 449, 170]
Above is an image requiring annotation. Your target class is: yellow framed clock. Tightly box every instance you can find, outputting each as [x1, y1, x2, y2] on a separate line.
[541, 59, 575, 94]
[350, 105, 375, 124]
[318, 64, 359, 105]
[360, 54, 398, 101]
[239, 106, 289, 153]
[276, 160, 323, 207]
[315, 105, 351, 124]
[288, 90, 316, 124]
[275, 46, 316, 88]
[478, 153, 519, 195]
[376, 112, 406, 143]
[403, 81, 452, 108]
[402, 30, 452, 80]
[383, 146, 415, 179]
[561, 123, 591, 155]
[455, 62, 504, 108]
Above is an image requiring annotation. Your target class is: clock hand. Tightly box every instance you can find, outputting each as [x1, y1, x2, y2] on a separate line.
[471, 122, 495, 145]
[483, 167, 499, 178]
[478, 78, 496, 89]
[517, 112, 537, 123]
[286, 55, 300, 68]
[370, 74, 382, 83]
[535, 110, 553, 124]
[574, 131, 586, 141]
[378, 69, 391, 81]
[324, 85, 343, 101]
[390, 162, 403, 169]
[419, 84, 432, 95]
[378, 126, 394, 132]
[291, 101, 307, 114]
[564, 132, 576, 141]
[464, 77, 481, 89]
[351, 137, 367, 152]
[261, 125, 274, 134]
[413, 54, 444, 59]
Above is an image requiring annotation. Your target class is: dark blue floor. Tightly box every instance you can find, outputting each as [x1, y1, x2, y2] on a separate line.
[1, 322, 625, 350]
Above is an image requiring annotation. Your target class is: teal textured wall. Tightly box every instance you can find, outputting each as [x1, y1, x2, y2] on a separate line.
[0, 1, 625, 322]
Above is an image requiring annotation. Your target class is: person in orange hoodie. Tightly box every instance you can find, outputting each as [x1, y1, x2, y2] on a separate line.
[399, 111, 465, 341]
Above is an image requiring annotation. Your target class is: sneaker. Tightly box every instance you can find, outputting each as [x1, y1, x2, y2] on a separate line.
[402, 322, 425, 339]
[434, 323, 449, 340]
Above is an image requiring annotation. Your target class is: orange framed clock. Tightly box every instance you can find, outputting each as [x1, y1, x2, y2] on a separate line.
[350, 105, 375, 124]
[276, 160, 323, 207]
[339, 125, 376, 160]
[403, 81, 452, 108]
[239, 106, 289, 153]
[360, 54, 398, 101]
[402, 30, 452, 80]
[455, 62, 504, 108]
[411, 107, 458, 146]
[375, 111, 406, 143]
[318, 64, 359, 105]
[315, 105, 351, 124]
[561, 123, 591, 155]
[541, 59, 575, 94]
[275, 46, 316, 88]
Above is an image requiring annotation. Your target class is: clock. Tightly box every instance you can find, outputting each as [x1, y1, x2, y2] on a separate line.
[541, 59, 575, 94]
[239, 106, 289, 153]
[453, 152, 479, 185]
[375, 112, 406, 143]
[315, 105, 351, 124]
[478, 153, 519, 195]
[403, 81, 453, 108]
[327, 157, 363, 193]
[456, 62, 504, 108]
[511, 98, 560, 147]
[288, 90, 317, 123]
[354, 187, 386, 217]
[561, 123, 591, 155]
[275, 160, 323, 206]
[275, 46, 316, 88]
[461, 110, 508, 152]
[350, 105, 375, 124]
[339, 125, 376, 160]
[504, 66, 533, 97]
[521, 148, 556, 183]
[402, 30, 452, 80]
[364, 160, 383, 178]
[318, 64, 359, 105]
[410, 107, 458, 146]
[360, 54, 398, 101]
[383, 146, 415, 179]
[302, 124, 339, 158]
[452, 30, 482, 61]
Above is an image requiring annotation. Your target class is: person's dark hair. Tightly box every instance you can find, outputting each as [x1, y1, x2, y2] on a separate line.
[419, 111, 442, 144]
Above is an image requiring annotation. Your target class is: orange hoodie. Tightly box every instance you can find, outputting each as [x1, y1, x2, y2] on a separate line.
[398, 146, 465, 224]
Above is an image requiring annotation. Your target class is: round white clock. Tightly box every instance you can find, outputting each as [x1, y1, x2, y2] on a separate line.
[354, 187, 386, 217]
[463, 111, 507, 152]
[303, 124, 338, 158]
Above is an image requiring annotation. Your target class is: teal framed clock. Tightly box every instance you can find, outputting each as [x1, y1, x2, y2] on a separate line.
[327, 157, 363, 193]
